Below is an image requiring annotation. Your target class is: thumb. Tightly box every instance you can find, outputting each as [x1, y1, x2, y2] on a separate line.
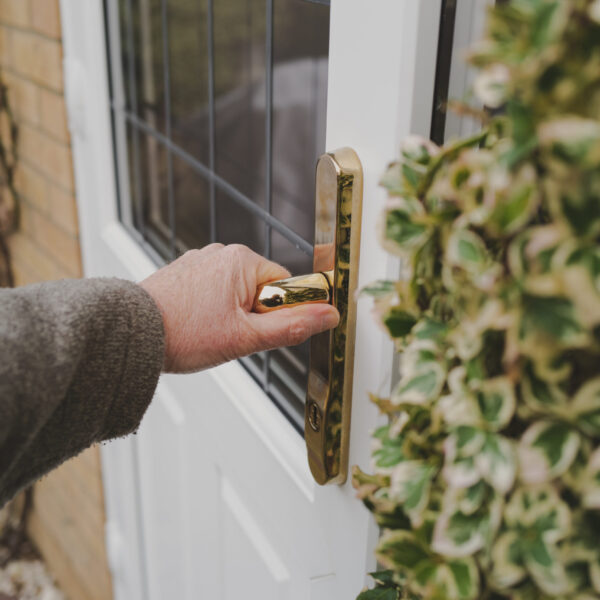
[246, 304, 340, 351]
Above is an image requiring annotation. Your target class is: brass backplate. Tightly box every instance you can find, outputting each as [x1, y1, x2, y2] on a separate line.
[305, 147, 363, 485]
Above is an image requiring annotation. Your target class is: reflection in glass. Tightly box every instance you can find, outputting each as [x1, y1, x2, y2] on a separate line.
[271, 0, 329, 241]
[216, 190, 265, 255]
[136, 130, 171, 258]
[168, 0, 210, 163]
[132, 0, 166, 133]
[214, 0, 266, 205]
[172, 157, 211, 253]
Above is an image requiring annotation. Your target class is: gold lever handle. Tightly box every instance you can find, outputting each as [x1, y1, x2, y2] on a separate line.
[253, 271, 333, 313]
[252, 148, 363, 486]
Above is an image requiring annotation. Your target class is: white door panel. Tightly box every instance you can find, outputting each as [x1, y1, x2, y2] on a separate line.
[57, 0, 481, 598]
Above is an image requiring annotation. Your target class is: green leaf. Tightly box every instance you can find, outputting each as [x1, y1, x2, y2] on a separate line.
[413, 319, 449, 342]
[490, 165, 539, 235]
[490, 532, 527, 590]
[383, 203, 428, 250]
[373, 436, 405, 468]
[447, 229, 489, 275]
[392, 362, 446, 406]
[521, 362, 567, 415]
[443, 427, 486, 488]
[389, 461, 436, 527]
[383, 307, 417, 339]
[448, 559, 480, 600]
[455, 426, 485, 455]
[572, 378, 600, 438]
[476, 377, 516, 431]
[476, 433, 516, 494]
[413, 558, 480, 600]
[504, 486, 571, 540]
[523, 536, 570, 596]
[518, 421, 580, 484]
[521, 295, 585, 344]
[369, 571, 396, 587]
[376, 531, 430, 571]
[432, 509, 489, 557]
[356, 588, 399, 600]
[582, 448, 600, 509]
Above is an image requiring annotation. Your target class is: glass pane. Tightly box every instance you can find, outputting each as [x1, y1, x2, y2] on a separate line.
[168, 0, 210, 163]
[137, 128, 171, 259]
[213, 0, 266, 206]
[268, 229, 311, 420]
[215, 190, 265, 255]
[271, 0, 329, 241]
[125, 122, 143, 230]
[107, 0, 332, 434]
[115, 0, 131, 110]
[269, 347, 307, 432]
[172, 157, 211, 253]
[131, 0, 167, 133]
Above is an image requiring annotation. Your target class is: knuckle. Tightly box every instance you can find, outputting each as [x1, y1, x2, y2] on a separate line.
[205, 242, 224, 251]
[287, 319, 311, 346]
[227, 244, 249, 257]
[182, 249, 202, 262]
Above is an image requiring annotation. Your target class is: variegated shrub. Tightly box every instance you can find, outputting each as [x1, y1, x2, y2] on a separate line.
[353, 1, 600, 599]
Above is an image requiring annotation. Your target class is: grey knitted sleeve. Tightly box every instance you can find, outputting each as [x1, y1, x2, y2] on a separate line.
[0, 278, 165, 508]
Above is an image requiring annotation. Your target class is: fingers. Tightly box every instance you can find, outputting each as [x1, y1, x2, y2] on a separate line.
[246, 303, 340, 352]
[252, 255, 291, 284]
[225, 243, 291, 284]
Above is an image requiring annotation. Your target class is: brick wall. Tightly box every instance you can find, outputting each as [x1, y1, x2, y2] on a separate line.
[0, 2, 113, 599]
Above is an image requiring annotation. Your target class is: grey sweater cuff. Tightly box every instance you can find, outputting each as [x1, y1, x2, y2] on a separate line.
[0, 277, 165, 508]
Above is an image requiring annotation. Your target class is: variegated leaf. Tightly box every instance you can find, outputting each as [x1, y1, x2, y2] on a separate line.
[520, 362, 568, 416]
[475, 434, 516, 494]
[381, 198, 430, 257]
[392, 361, 446, 406]
[476, 376, 516, 431]
[571, 378, 600, 438]
[389, 461, 436, 527]
[520, 294, 587, 348]
[582, 447, 600, 509]
[518, 421, 580, 484]
[432, 508, 492, 558]
[473, 63, 510, 108]
[490, 531, 527, 590]
[445, 481, 488, 516]
[443, 426, 486, 488]
[524, 537, 570, 596]
[504, 486, 571, 541]
[375, 530, 430, 572]
[413, 557, 480, 600]
[446, 228, 490, 276]
[488, 164, 539, 235]
[437, 393, 481, 429]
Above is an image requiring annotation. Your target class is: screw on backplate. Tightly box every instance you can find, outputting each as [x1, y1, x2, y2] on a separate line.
[308, 401, 321, 432]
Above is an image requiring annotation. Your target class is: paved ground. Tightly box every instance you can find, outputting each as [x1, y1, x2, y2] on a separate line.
[0, 561, 65, 600]
[0, 497, 66, 600]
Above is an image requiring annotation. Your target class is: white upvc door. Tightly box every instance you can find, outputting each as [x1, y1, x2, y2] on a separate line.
[59, 2, 451, 599]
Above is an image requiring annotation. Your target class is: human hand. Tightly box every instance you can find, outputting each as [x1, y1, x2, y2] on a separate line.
[140, 244, 340, 373]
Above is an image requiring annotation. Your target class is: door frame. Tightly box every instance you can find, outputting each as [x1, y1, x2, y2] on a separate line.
[59, 1, 444, 598]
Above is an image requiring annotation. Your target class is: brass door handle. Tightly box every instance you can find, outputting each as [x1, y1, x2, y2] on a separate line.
[252, 148, 363, 485]
[253, 271, 333, 312]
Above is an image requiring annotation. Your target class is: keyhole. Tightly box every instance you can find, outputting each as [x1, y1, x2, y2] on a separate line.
[308, 402, 321, 432]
